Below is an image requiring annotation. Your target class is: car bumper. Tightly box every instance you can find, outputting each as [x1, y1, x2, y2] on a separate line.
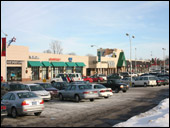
[39, 95, 51, 101]
[99, 92, 113, 97]
[81, 94, 99, 99]
[17, 105, 44, 115]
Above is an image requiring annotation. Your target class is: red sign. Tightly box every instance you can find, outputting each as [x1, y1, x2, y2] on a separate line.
[1, 76, 3, 81]
[1, 38, 6, 56]
[49, 58, 61, 61]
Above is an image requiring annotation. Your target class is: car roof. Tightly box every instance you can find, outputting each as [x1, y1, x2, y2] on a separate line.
[26, 84, 39, 86]
[7, 90, 30, 93]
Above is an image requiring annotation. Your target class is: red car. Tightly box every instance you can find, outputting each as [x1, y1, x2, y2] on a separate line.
[89, 75, 104, 82]
[83, 76, 93, 83]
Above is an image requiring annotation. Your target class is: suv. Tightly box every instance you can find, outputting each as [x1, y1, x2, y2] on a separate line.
[104, 79, 129, 93]
[132, 76, 157, 87]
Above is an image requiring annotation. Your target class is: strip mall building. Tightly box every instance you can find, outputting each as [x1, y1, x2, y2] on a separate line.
[1, 45, 127, 82]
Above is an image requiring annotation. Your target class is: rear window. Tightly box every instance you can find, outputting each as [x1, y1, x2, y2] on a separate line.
[94, 84, 106, 89]
[17, 92, 38, 99]
[29, 85, 44, 91]
[78, 85, 92, 90]
[149, 77, 156, 80]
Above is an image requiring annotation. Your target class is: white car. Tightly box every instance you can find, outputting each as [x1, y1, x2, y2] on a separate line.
[90, 84, 113, 98]
[25, 84, 51, 101]
[68, 73, 83, 81]
[132, 76, 157, 87]
[97, 74, 107, 81]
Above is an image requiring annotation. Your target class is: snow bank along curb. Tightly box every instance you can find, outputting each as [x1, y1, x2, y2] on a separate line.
[113, 98, 169, 127]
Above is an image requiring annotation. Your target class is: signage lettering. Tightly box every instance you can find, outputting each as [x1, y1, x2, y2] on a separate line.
[49, 58, 61, 61]
[29, 56, 40, 59]
[7, 60, 23, 64]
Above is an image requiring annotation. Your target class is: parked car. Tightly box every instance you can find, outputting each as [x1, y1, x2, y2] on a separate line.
[1, 91, 44, 118]
[97, 74, 107, 81]
[70, 81, 90, 85]
[51, 81, 69, 90]
[90, 84, 113, 98]
[1, 82, 29, 91]
[105, 79, 129, 93]
[107, 73, 121, 80]
[83, 76, 93, 83]
[119, 72, 130, 78]
[26, 84, 51, 101]
[35, 83, 58, 99]
[1, 102, 7, 123]
[132, 76, 157, 87]
[156, 77, 164, 86]
[89, 75, 104, 82]
[120, 77, 136, 85]
[58, 84, 99, 102]
[68, 73, 83, 81]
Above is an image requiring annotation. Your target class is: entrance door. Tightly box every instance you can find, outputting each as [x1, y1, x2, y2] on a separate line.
[32, 67, 39, 80]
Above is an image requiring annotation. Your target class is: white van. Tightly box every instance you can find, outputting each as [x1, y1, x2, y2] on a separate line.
[68, 73, 83, 81]
[132, 76, 157, 87]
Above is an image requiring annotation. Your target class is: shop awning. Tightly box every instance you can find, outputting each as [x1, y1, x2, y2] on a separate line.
[28, 61, 43, 67]
[51, 62, 67, 67]
[65, 62, 77, 67]
[42, 61, 52, 67]
[117, 52, 127, 67]
[76, 62, 86, 67]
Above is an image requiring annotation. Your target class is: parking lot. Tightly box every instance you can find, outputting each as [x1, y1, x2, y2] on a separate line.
[1, 85, 169, 127]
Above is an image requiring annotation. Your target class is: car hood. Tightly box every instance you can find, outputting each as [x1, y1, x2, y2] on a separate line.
[32, 90, 49, 95]
[117, 83, 128, 86]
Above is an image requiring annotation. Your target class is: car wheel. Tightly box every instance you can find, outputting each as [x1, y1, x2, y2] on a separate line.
[59, 94, 64, 101]
[144, 83, 147, 87]
[90, 99, 94, 102]
[51, 81, 55, 84]
[34, 112, 41, 116]
[104, 97, 109, 99]
[132, 83, 135, 87]
[115, 88, 119, 93]
[75, 95, 80, 102]
[11, 107, 17, 118]
[123, 90, 127, 93]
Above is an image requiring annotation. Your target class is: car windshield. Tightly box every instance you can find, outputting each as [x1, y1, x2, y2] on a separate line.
[29, 85, 44, 91]
[94, 84, 106, 89]
[17, 92, 38, 99]
[40, 83, 53, 89]
[149, 77, 156, 80]
[78, 85, 92, 90]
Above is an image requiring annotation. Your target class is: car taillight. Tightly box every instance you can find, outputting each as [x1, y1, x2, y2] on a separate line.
[83, 91, 90, 94]
[1, 106, 6, 110]
[93, 91, 98, 93]
[110, 90, 112, 92]
[100, 90, 106, 93]
[40, 100, 44, 104]
[21, 101, 29, 106]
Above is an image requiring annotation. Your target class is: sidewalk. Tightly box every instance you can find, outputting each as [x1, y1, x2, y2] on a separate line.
[21, 79, 51, 84]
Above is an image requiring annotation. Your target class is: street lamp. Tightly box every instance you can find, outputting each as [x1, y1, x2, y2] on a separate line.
[91, 45, 102, 74]
[126, 33, 135, 86]
[162, 48, 166, 74]
[135, 48, 137, 73]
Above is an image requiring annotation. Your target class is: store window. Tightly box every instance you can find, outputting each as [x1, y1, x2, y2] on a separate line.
[31, 67, 39, 80]
[75, 67, 83, 74]
[7, 67, 22, 81]
[66, 67, 74, 73]
[52, 67, 64, 78]
[42, 67, 49, 79]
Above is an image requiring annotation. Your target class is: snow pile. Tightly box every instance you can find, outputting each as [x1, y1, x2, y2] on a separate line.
[113, 98, 169, 127]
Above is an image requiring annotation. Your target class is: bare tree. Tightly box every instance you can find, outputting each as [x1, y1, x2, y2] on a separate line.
[43, 49, 52, 53]
[50, 40, 63, 54]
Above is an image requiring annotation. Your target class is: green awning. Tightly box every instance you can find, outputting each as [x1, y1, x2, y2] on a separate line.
[65, 62, 77, 67]
[76, 62, 86, 67]
[117, 52, 127, 67]
[51, 62, 67, 67]
[28, 61, 43, 67]
[42, 61, 52, 67]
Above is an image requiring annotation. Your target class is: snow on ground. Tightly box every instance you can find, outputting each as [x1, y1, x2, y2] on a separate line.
[113, 98, 169, 127]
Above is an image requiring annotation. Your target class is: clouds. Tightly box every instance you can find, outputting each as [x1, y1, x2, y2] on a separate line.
[1, 1, 169, 59]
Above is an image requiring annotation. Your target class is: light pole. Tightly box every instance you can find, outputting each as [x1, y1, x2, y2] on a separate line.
[126, 33, 135, 86]
[162, 48, 166, 74]
[135, 48, 137, 73]
[91, 45, 102, 74]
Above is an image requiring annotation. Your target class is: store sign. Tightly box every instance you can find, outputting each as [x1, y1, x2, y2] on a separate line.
[68, 57, 72, 62]
[29, 56, 40, 59]
[7, 60, 23, 64]
[49, 58, 61, 61]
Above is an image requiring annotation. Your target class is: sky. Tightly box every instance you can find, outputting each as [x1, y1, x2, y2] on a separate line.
[1, 1, 169, 60]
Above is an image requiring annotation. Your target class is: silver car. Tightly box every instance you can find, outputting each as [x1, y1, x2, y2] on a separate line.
[58, 84, 99, 102]
[1, 91, 44, 118]
[90, 84, 113, 98]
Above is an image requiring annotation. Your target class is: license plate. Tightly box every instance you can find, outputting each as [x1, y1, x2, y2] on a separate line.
[32, 102, 37, 105]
